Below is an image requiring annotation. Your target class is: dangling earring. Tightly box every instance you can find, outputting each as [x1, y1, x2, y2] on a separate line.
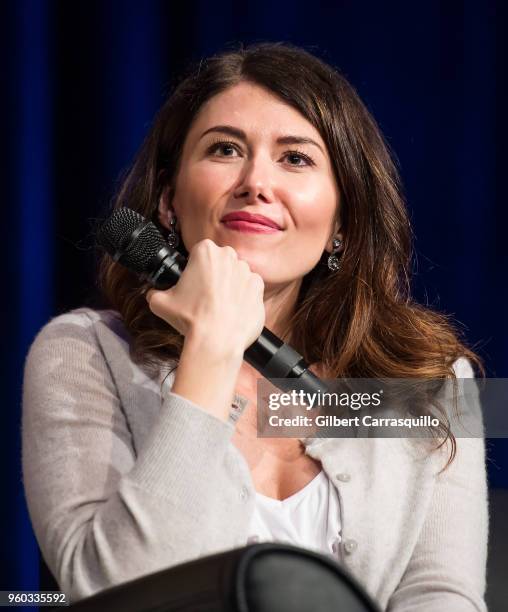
[327, 237, 343, 272]
[167, 215, 180, 248]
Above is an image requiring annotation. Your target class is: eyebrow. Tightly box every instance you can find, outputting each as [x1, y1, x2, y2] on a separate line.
[199, 125, 325, 155]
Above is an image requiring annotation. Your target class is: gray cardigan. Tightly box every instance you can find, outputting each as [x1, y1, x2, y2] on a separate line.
[21, 308, 488, 610]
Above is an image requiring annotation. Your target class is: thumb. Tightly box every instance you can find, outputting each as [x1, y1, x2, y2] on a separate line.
[145, 286, 174, 305]
[145, 286, 176, 317]
[145, 288, 157, 304]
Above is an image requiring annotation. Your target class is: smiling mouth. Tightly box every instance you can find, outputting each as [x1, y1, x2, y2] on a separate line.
[221, 220, 282, 234]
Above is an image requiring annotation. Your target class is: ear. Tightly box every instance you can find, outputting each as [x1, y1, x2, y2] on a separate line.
[325, 223, 344, 254]
[157, 185, 174, 230]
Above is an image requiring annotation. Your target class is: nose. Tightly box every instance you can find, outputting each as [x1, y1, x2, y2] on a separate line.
[233, 154, 276, 205]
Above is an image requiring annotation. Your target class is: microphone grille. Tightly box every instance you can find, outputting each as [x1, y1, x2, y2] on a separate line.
[97, 208, 168, 274]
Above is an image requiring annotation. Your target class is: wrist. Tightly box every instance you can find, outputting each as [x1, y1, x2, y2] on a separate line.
[172, 334, 244, 423]
[183, 329, 245, 365]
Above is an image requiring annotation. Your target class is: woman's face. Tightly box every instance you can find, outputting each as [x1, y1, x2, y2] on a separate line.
[159, 81, 341, 287]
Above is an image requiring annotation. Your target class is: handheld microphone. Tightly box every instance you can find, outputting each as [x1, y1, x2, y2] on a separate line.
[97, 207, 331, 396]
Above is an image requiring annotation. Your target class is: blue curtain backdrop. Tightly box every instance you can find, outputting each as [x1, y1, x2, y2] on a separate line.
[3, 0, 506, 599]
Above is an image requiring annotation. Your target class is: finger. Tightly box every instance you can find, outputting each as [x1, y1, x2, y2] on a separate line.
[145, 288, 157, 303]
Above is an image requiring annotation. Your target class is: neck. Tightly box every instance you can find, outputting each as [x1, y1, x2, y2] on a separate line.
[238, 279, 303, 382]
[262, 279, 302, 342]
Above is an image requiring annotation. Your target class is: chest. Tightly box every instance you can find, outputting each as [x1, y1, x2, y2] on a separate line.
[231, 363, 322, 501]
[231, 429, 322, 500]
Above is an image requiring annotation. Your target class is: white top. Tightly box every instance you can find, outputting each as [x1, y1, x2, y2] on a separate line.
[247, 470, 342, 561]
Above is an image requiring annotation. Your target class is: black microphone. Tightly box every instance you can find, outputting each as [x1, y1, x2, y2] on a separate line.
[97, 207, 331, 396]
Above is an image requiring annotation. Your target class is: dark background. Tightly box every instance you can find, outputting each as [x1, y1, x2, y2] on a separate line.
[2, 0, 506, 605]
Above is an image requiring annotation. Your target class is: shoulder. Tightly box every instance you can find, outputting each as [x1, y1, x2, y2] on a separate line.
[451, 356, 475, 378]
[30, 307, 127, 345]
[25, 307, 132, 369]
[39, 307, 123, 334]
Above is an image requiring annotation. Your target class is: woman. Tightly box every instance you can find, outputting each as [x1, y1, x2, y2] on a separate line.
[22, 42, 488, 609]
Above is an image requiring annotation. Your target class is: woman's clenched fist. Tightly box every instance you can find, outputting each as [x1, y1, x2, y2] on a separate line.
[146, 239, 266, 356]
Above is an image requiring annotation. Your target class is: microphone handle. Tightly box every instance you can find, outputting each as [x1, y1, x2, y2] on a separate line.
[144, 245, 330, 395]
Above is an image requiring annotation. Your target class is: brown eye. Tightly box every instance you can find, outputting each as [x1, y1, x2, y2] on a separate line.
[285, 150, 315, 166]
[208, 140, 241, 157]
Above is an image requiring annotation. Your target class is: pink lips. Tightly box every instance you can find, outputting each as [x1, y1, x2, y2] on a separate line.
[221, 211, 282, 234]
[222, 220, 280, 233]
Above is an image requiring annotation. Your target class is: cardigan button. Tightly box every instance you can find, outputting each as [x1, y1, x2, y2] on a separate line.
[344, 539, 358, 554]
[336, 472, 351, 482]
[239, 486, 250, 502]
[331, 537, 341, 554]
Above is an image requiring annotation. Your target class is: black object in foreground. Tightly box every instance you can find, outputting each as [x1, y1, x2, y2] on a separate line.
[97, 207, 331, 396]
[66, 542, 381, 612]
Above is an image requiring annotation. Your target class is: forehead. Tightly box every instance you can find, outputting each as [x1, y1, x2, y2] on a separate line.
[187, 81, 324, 144]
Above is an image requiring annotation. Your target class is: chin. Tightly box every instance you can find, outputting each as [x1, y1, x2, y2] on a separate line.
[237, 254, 264, 274]
[217, 241, 290, 284]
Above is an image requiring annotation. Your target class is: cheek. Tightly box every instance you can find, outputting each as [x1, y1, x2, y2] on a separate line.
[292, 193, 337, 239]
[187, 165, 233, 210]
[289, 175, 337, 218]
[174, 166, 221, 217]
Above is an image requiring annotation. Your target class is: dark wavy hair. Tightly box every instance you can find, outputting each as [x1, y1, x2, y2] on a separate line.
[97, 42, 484, 468]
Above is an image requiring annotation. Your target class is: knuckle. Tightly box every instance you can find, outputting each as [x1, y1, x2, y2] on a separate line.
[251, 272, 265, 287]
[222, 245, 237, 258]
[192, 238, 214, 255]
[147, 291, 166, 312]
